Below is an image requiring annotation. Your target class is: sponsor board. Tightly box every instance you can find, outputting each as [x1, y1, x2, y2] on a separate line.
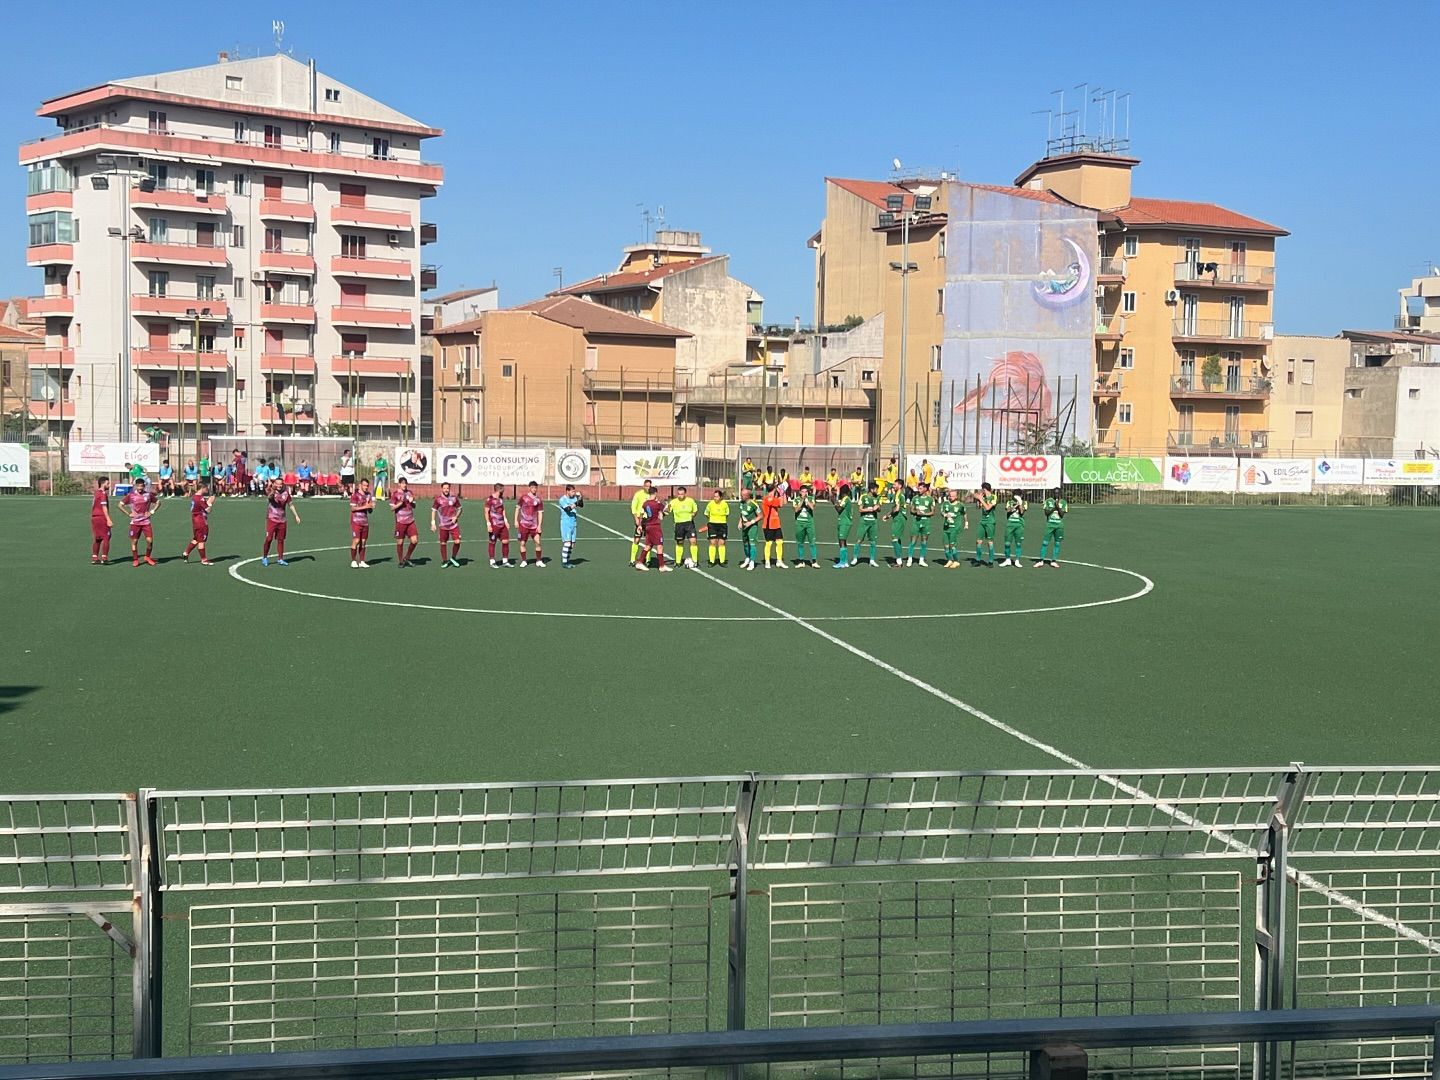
[983, 454, 1062, 489]
[68, 442, 162, 473]
[1313, 458, 1366, 486]
[1238, 458, 1313, 494]
[1062, 456, 1163, 485]
[0, 443, 29, 488]
[1162, 456, 1237, 492]
[906, 454, 984, 488]
[435, 448, 546, 486]
[395, 446, 433, 485]
[1364, 458, 1440, 486]
[552, 448, 592, 486]
[616, 449, 697, 486]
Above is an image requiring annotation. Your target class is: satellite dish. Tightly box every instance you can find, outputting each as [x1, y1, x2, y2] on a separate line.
[892, 158, 902, 171]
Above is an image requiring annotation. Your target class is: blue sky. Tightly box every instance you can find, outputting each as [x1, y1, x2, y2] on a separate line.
[5, 1, 1433, 333]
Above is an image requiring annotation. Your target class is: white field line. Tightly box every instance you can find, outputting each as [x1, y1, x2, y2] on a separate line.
[580, 512, 1440, 956]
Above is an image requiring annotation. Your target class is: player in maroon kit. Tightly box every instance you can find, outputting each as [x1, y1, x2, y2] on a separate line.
[349, 477, 375, 568]
[260, 477, 301, 566]
[120, 476, 159, 567]
[516, 480, 545, 568]
[635, 491, 672, 572]
[90, 477, 113, 564]
[390, 477, 420, 568]
[484, 483, 512, 568]
[182, 484, 215, 565]
[430, 482, 463, 568]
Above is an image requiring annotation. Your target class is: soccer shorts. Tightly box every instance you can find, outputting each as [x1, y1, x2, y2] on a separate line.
[191, 520, 209, 542]
[129, 523, 153, 541]
[888, 517, 907, 540]
[1005, 521, 1025, 542]
[856, 519, 877, 541]
[560, 525, 577, 543]
[265, 521, 287, 542]
[708, 523, 728, 540]
[351, 524, 369, 541]
[836, 518, 853, 541]
[518, 526, 539, 542]
[1044, 522, 1064, 540]
[942, 528, 960, 545]
[977, 519, 996, 540]
[912, 520, 931, 535]
[763, 526, 782, 541]
[438, 527, 461, 543]
[643, 527, 664, 548]
[795, 522, 815, 542]
[395, 522, 419, 541]
[675, 521, 696, 541]
[91, 518, 110, 541]
[489, 524, 510, 541]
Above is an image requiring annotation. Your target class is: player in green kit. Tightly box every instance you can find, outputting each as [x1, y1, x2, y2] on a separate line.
[791, 484, 820, 568]
[736, 488, 761, 571]
[940, 488, 967, 567]
[1036, 494, 1066, 568]
[906, 482, 935, 566]
[885, 481, 910, 568]
[832, 483, 854, 568]
[855, 481, 882, 566]
[998, 492, 1027, 567]
[973, 482, 998, 566]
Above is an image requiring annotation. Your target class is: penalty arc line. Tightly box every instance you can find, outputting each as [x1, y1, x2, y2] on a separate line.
[580, 512, 1440, 956]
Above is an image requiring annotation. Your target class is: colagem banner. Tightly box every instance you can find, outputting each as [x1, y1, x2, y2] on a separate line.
[984, 454, 1062, 489]
[1163, 456, 1237, 492]
[1364, 458, 1440, 485]
[68, 442, 162, 473]
[906, 454, 983, 488]
[1239, 458, 1313, 494]
[0, 444, 28, 488]
[435, 448, 546, 485]
[1313, 458, 1365, 485]
[616, 450, 696, 486]
[1062, 457, 1163, 484]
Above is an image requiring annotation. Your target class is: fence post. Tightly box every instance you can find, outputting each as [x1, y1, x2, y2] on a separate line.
[726, 773, 758, 1080]
[132, 788, 163, 1058]
[1254, 765, 1308, 1080]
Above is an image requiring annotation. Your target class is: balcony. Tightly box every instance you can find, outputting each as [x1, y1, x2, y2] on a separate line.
[134, 402, 229, 425]
[331, 305, 413, 329]
[26, 243, 73, 266]
[28, 294, 74, 318]
[28, 348, 74, 368]
[1168, 429, 1269, 452]
[1092, 374, 1122, 400]
[260, 354, 317, 375]
[1171, 319, 1273, 344]
[131, 348, 230, 372]
[25, 191, 73, 213]
[258, 248, 317, 275]
[131, 241, 229, 268]
[28, 400, 75, 420]
[1174, 262, 1275, 290]
[1395, 313, 1423, 331]
[130, 295, 230, 320]
[331, 255, 413, 281]
[331, 356, 414, 378]
[258, 199, 316, 223]
[421, 265, 438, 291]
[1093, 426, 1120, 451]
[420, 222, 437, 245]
[329, 205, 412, 230]
[1097, 257, 1127, 283]
[328, 404, 412, 425]
[262, 404, 316, 426]
[259, 302, 317, 325]
[1169, 373, 1272, 400]
[130, 187, 228, 216]
[1094, 316, 1125, 343]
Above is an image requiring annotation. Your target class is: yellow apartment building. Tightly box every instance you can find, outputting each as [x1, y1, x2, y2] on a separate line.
[1268, 334, 1349, 455]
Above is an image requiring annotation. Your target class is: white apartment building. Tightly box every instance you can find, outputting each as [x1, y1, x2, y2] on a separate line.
[19, 52, 441, 451]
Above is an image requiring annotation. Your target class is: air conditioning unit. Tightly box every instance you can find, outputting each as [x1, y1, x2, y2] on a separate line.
[1164, 289, 1180, 304]
[250, 272, 266, 283]
[386, 233, 399, 245]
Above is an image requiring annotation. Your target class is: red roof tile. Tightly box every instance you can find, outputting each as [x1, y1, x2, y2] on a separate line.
[827, 177, 914, 210]
[1110, 197, 1286, 236]
[961, 182, 1064, 204]
[430, 286, 496, 304]
[556, 256, 725, 296]
[517, 296, 691, 338]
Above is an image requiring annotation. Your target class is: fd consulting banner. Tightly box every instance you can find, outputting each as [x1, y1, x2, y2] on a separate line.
[984, 454, 1061, 489]
[0, 444, 28, 488]
[435, 448, 546, 486]
[1238, 458, 1313, 494]
[1364, 458, 1440, 485]
[906, 454, 983, 488]
[68, 442, 162, 473]
[552, 448, 592, 485]
[615, 449, 697, 486]
[1163, 456, 1237, 492]
[1062, 457, 1163, 485]
[1313, 458, 1365, 486]
[395, 446, 433, 485]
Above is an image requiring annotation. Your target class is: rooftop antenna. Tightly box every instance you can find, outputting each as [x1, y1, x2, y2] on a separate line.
[656, 204, 665, 232]
[553, 266, 564, 290]
[272, 19, 285, 52]
[636, 203, 652, 244]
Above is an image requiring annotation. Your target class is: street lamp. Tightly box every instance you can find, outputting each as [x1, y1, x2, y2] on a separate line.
[888, 231, 920, 459]
[96, 154, 145, 440]
[186, 308, 211, 467]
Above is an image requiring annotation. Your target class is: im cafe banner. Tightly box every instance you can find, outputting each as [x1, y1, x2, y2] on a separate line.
[1163, 456, 1237, 492]
[1364, 458, 1440, 486]
[68, 442, 161, 473]
[983, 454, 1061, 490]
[1239, 458, 1313, 494]
[395, 446, 433, 485]
[615, 449, 696, 486]
[0, 443, 28, 488]
[1313, 458, 1365, 486]
[552, 448, 592, 485]
[906, 454, 983, 488]
[435, 448, 546, 486]
[1062, 456, 1163, 485]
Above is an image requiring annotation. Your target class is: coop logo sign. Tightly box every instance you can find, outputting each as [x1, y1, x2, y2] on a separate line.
[0, 444, 27, 488]
[616, 449, 696, 486]
[984, 454, 1060, 489]
[436, 448, 546, 486]
[553, 448, 592, 485]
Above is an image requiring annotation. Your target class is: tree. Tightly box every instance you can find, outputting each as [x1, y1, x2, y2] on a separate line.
[1014, 418, 1094, 457]
[1, 409, 31, 443]
[1201, 353, 1222, 389]
[317, 422, 353, 437]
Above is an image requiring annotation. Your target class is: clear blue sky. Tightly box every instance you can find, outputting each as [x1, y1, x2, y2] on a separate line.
[5, 1, 1434, 334]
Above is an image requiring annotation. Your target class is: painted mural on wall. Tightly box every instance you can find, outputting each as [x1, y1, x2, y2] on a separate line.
[941, 183, 1097, 452]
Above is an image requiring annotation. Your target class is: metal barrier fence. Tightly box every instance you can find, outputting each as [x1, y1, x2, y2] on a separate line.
[3, 769, 1440, 1079]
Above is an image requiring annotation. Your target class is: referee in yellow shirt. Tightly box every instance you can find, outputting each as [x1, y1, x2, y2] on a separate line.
[668, 485, 699, 567]
[703, 488, 730, 566]
[628, 479, 654, 564]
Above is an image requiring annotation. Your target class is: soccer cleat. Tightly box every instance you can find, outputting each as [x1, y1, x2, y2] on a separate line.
[811, 561, 822, 569]
[449, 558, 461, 568]
[489, 559, 498, 567]
[535, 560, 545, 568]
[1013, 560, 1022, 569]
[562, 561, 572, 569]
[1051, 560, 1061, 568]
[276, 559, 288, 566]
[918, 559, 928, 567]
[745, 561, 754, 571]
[181, 551, 189, 562]
[776, 560, 788, 569]
[1033, 561, 1045, 568]
[200, 559, 212, 566]
[906, 557, 913, 567]
[358, 561, 370, 568]
[439, 560, 449, 569]
[997, 558, 1011, 566]
[261, 557, 270, 567]
[351, 560, 359, 568]
[658, 565, 674, 573]
[517, 560, 526, 568]
[133, 558, 140, 568]
[634, 562, 648, 571]
[143, 555, 156, 566]
[91, 555, 99, 564]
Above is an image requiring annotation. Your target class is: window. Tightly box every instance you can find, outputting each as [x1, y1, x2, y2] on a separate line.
[226, 75, 243, 91]
[27, 161, 73, 195]
[937, 230, 946, 258]
[328, 132, 341, 154]
[232, 276, 244, 298]
[340, 334, 367, 357]
[264, 227, 283, 253]
[1118, 403, 1133, 424]
[2, 360, 9, 387]
[1123, 234, 1138, 258]
[236, 378, 246, 400]
[930, 344, 942, 372]
[197, 331, 215, 352]
[230, 224, 244, 249]
[147, 217, 167, 243]
[197, 275, 216, 300]
[149, 375, 169, 404]
[339, 183, 366, 208]
[232, 172, 247, 195]
[263, 124, 282, 149]
[234, 327, 245, 349]
[861, 369, 876, 384]
[1119, 347, 1135, 370]
[325, 87, 341, 102]
[1295, 411, 1314, 438]
[371, 137, 390, 160]
[1409, 387, 1421, 399]
[148, 110, 167, 135]
[147, 271, 169, 298]
[1286, 358, 1295, 385]
[146, 161, 168, 186]
[195, 169, 215, 194]
[341, 381, 366, 406]
[501, 363, 515, 379]
[341, 234, 367, 258]
[198, 378, 217, 406]
[932, 399, 942, 426]
[1301, 358, 1315, 386]
[28, 211, 75, 246]
[1345, 387, 1363, 399]
[936, 288, 944, 315]
[1122, 291, 1137, 313]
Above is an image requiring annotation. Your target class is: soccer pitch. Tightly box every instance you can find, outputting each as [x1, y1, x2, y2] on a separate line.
[1, 494, 1436, 795]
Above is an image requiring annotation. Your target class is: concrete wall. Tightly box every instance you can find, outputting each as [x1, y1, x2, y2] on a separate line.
[815, 183, 888, 329]
[1340, 368, 1400, 456]
[1392, 365, 1440, 456]
[1270, 334, 1348, 455]
[660, 258, 750, 379]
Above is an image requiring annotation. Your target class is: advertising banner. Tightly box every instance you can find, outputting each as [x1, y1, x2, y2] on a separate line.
[395, 446, 433, 485]
[983, 454, 1062, 489]
[616, 449, 697, 486]
[906, 454, 984, 489]
[1062, 456, 1163, 485]
[552, 448, 592, 486]
[1239, 458, 1313, 494]
[1313, 458, 1366, 486]
[68, 442, 162, 473]
[1364, 458, 1440, 486]
[0, 444, 29, 488]
[435, 448, 546, 486]
[1163, 456, 1237, 492]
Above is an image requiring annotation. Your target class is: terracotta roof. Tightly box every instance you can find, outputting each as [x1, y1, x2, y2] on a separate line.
[556, 256, 725, 296]
[961, 181, 1064, 204]
[0, 323, 40, 343]
[431, 316, 484, 337]
[430, 286, 496, 304]
[1108, 197, 1287, 236]
[517, 296, 691, 338]
[1341, 329, 1440, 346]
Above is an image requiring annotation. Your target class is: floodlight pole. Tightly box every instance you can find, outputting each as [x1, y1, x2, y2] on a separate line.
[889, 213, 920, 462]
